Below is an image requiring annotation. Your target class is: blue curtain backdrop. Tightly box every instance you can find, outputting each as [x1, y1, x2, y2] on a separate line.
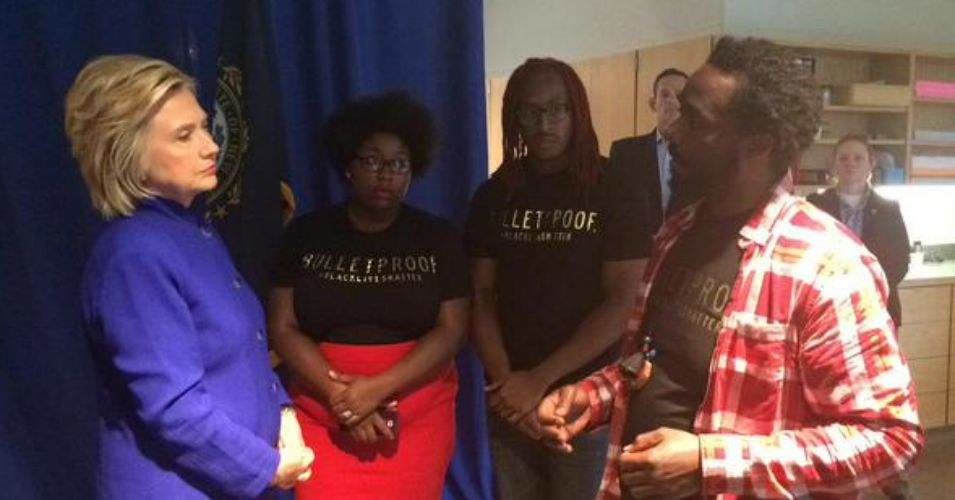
[0, 2, 222, 498]
[0, 1, 492, 499]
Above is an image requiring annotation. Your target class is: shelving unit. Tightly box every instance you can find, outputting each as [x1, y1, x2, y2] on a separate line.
[780, 45, 955, 186]
[822, 105, 907, 114]
[911, 141, 955, 148]
[485, 41, 955, 182]
[915, 98, 955, 105]
[910, 55, 955, 183]
[788, 46, 911, 186]
[815, 138, 906, 146]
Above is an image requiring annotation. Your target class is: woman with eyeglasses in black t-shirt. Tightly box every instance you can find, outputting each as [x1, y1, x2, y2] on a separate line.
[269, 92, 470, 499]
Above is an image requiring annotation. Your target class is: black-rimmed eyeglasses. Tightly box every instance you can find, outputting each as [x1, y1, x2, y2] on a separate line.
[353, 156, 412, 175]
[516, 101, 571, 126]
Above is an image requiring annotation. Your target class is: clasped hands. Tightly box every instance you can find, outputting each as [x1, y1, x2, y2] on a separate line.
[485, 369, 552, 438]
[272, 408, 315, 489]
[536, 384, 702, 498]
[327, 370, 397, 444]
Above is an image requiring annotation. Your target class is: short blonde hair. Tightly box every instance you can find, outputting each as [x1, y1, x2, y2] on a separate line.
[64, 55, 196, 218]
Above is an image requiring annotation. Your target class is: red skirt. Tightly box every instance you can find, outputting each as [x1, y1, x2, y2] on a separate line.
[292, 341, 457, 500]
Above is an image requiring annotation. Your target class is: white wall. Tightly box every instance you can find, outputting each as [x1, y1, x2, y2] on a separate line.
[877, 185, 955, 246]
[485, 0, 955, 78]
[724, 0, 955, 54]
[483, 0, 723, 76]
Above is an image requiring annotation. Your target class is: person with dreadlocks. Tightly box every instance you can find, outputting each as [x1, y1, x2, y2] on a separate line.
[465, 58, 651, 499]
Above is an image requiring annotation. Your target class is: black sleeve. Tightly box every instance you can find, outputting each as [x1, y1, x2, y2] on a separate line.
[437, 224, 471, 301]
[271, 215, 311, 288]
[880, 201, 911, 288]
[464, 181, 498, 258]
[600, 154, 653, 261]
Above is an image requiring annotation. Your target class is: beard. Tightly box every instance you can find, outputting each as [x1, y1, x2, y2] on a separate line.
[671, 145, 741, 201]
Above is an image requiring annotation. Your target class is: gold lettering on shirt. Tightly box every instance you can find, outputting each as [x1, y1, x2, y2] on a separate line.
[654, 264, 733, 335]
[300, 252, 439, 285]
[497, 208, 599, 243]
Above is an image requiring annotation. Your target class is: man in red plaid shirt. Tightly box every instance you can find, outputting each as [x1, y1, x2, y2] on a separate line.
[537, 36, 923, 499]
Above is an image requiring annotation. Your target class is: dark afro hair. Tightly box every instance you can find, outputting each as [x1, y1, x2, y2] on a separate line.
[323, 91, 436, 177]
[707, 36, 821, 177]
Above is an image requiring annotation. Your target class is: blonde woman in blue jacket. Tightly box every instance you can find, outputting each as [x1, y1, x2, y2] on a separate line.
[66, 55, 314, 499]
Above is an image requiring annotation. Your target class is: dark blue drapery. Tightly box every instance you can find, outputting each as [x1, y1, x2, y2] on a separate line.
[1, 1, 492, 498]
[0, 2, 222, 498]
[262, 1, 489, 219]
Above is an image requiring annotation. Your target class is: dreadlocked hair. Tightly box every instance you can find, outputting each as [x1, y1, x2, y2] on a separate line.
[497, 58, 602, 198]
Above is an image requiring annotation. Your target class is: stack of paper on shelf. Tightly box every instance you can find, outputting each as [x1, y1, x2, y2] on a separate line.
[915, 80, 955, 101]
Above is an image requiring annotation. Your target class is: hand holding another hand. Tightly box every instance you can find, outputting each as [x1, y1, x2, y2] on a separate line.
[486, 370, 550, 424]
[346, 410, 397, 444]
[536, 383, 591, 453]
[328, 370, 391, 426]
[512, 411, 543, 440]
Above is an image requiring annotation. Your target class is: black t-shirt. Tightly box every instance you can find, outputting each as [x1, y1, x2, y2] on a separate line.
[273, 203, 469, 345]
[621, 210, 749, 457]
[465, 164, 651, 387]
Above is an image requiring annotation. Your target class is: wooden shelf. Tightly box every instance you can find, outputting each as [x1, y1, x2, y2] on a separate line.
[912, 140, 955, 148]
[911, 169, 955, 178]
[823, 105, 908, 113]
[915, 97, 955, 105]
[815, 138, 906, 146]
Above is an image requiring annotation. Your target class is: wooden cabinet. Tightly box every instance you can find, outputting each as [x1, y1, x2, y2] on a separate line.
[898, 284, 953, 428]
[575, 52, 638, 157]
[899, 321, 949, 359]
[950, 287, 955, 427]
[485, 76, 507, 175]
[909, 357, 948, 393]
[917, 390, 948, 429]
[634, 37, 712, 136]
[901, 285, 951, 322]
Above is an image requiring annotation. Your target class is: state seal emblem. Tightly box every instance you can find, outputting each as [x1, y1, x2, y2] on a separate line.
[207, 61, 249, 219]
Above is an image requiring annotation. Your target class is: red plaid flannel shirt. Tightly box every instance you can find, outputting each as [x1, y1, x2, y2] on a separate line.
[581, 185, 924, 499]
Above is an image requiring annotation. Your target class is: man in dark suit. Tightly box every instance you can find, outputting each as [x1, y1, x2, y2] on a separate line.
[607, 68, 689, 235]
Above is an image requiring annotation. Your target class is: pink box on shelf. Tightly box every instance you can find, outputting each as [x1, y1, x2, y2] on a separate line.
[915, 80, 955, 100]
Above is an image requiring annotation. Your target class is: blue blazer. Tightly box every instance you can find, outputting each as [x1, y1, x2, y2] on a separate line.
[81, 198, 288, 499]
